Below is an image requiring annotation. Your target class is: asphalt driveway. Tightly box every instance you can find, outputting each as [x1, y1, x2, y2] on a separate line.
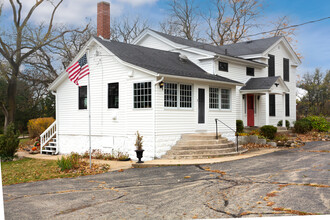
[3, 141, 330, 219]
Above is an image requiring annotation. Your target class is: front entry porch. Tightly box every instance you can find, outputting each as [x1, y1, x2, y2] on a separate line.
[240, 76, 290, 127]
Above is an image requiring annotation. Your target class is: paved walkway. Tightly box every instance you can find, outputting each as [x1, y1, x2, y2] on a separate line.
[16, 151, 133, 172]
[133, 148, 279, 168]
[17, 148, 279, 170]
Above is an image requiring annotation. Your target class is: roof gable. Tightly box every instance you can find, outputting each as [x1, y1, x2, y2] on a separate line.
[240, 76, 289, 92]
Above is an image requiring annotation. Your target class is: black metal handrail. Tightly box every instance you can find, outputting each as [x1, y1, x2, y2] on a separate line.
[215, 118, 239, 152]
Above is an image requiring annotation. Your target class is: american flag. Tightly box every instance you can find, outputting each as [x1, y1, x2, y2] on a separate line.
[66, 54, 90, 86]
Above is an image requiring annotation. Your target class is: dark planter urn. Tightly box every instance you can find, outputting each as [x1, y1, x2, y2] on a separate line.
[135, 150, 144, 163]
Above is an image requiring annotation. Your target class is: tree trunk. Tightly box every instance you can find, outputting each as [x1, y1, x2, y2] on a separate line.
[1, 103, 8, 131]
[7, 71, 18, 128]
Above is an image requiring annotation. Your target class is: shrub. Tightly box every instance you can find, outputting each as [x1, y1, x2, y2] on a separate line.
[274, 134, 289, 142]
[236, 120, 244, 133]
[260, 125, 277, 140]
[294, 118, 312, 134]
[249, 129, 260, 136]
[277, 120, 290, 129]
[57, 153, 81, 171]
[0, 123, 20, 161]
[305, 116, 330, 132]
[27, 117, 55, 138]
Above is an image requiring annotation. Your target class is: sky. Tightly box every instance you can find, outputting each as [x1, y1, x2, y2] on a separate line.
[1, 0, 330, 77]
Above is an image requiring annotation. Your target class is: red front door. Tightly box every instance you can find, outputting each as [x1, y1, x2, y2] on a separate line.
[247, 94, 254, 127]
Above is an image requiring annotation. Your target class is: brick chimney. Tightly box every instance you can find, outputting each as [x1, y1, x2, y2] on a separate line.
[97, 1, 110, 39]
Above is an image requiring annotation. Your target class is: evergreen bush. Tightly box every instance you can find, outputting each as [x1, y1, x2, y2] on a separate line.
[305, 116, 330, 132]
[260, 125, 277, 140]
[0, 123, 20, 161]
[236, 120, 244, 133]
[294, 118, 312, 134]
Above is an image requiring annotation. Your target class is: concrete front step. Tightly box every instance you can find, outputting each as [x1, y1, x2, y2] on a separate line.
[181, 136, 219, 140]
[162, 149, 248, 159]
[166, 147, 244, 156]
[175, 138, 229, 146]
[172, 142, 235, 150]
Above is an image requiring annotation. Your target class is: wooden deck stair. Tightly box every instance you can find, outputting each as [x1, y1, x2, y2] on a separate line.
[162, 133, 247, 159]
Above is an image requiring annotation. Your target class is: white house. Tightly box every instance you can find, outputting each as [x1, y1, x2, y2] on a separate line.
[41, 2, 301, 161]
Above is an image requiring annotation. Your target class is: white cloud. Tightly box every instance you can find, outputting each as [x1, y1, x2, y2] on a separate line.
[116, 0, 158, 7]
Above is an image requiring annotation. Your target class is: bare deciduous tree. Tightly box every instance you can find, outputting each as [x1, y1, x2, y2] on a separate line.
[0, 0, 88, 130]
[206, 0, 263, 45]
[161, 0, 201, 41]
[110, 15, 149, 43]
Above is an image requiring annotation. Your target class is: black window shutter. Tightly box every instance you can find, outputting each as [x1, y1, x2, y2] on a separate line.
[269, 94, 275, 116]
[285, 93, 290, 116]
[283, 58, 289, 81]
[268, 54, 275, 77]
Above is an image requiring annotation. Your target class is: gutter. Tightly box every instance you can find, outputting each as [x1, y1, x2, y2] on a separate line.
[51, 91, 59, 155]
[159, 74, 244, 86]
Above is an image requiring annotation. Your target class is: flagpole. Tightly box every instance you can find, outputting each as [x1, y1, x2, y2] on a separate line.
[87, 48, 92, 169]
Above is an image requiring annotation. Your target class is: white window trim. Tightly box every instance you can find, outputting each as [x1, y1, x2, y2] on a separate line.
[133, 81, 153, 110]
[164, 82, 193, 110]
[209, 86, 232, 111]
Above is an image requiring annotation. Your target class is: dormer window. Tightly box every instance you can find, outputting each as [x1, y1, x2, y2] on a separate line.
[218, 61, 228, 72]
[246, 67, 255, 76]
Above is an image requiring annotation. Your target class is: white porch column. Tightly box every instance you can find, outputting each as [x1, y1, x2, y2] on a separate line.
[265, 92, 269, 125]
[282, 93, 286, 127]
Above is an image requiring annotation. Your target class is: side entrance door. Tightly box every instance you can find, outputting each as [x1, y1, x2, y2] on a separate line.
[198, 88, 205, 124]
[247, 94, 254, 127]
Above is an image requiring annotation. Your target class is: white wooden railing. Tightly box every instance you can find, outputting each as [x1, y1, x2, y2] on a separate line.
[40, 121, 56, 153]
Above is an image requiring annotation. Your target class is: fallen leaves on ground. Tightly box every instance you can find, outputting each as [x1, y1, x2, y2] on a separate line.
[242, 143, 275, 150]
[272, 207, 318, 215]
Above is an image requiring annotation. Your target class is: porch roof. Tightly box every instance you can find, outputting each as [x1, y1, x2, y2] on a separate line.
[240, 76, 280, 91]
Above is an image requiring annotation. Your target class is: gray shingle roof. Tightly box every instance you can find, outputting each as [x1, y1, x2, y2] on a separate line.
[240, 76, 280, 90]
[150, 29, 282, 57]
[94, 36, 241, 84]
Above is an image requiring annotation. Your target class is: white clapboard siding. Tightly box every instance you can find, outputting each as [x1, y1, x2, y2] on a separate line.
[137, 34, 174, 51]
[256, 41, 297, 126]
[57, 46, 156, 138]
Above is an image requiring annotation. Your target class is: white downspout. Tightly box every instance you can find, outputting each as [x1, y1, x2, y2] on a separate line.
[51, 91, 59, 155]
[153, 77, 164, 159]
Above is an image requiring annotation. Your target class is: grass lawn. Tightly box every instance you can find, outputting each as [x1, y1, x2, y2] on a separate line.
[19, 138, 30, 145]
[1, 158, 91, 186]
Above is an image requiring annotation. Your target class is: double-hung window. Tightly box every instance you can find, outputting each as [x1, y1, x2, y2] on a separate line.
[164, 83, 192, 108]
[221, 89, 230, 109]
[79, 86, 87, 110]
[218, 61, 228, 72]
[108, 83, 119, 108]
[209, 88, 231, 110]
[209, 88, 219, 109]
[180, 84, 192, 108]
[164, 83, 177, 107]
[246, 67, 255, 76]
[134, 82, 152, 108]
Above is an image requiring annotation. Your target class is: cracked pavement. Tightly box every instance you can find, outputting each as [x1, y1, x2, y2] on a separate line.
[3, 141, 330, 219]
